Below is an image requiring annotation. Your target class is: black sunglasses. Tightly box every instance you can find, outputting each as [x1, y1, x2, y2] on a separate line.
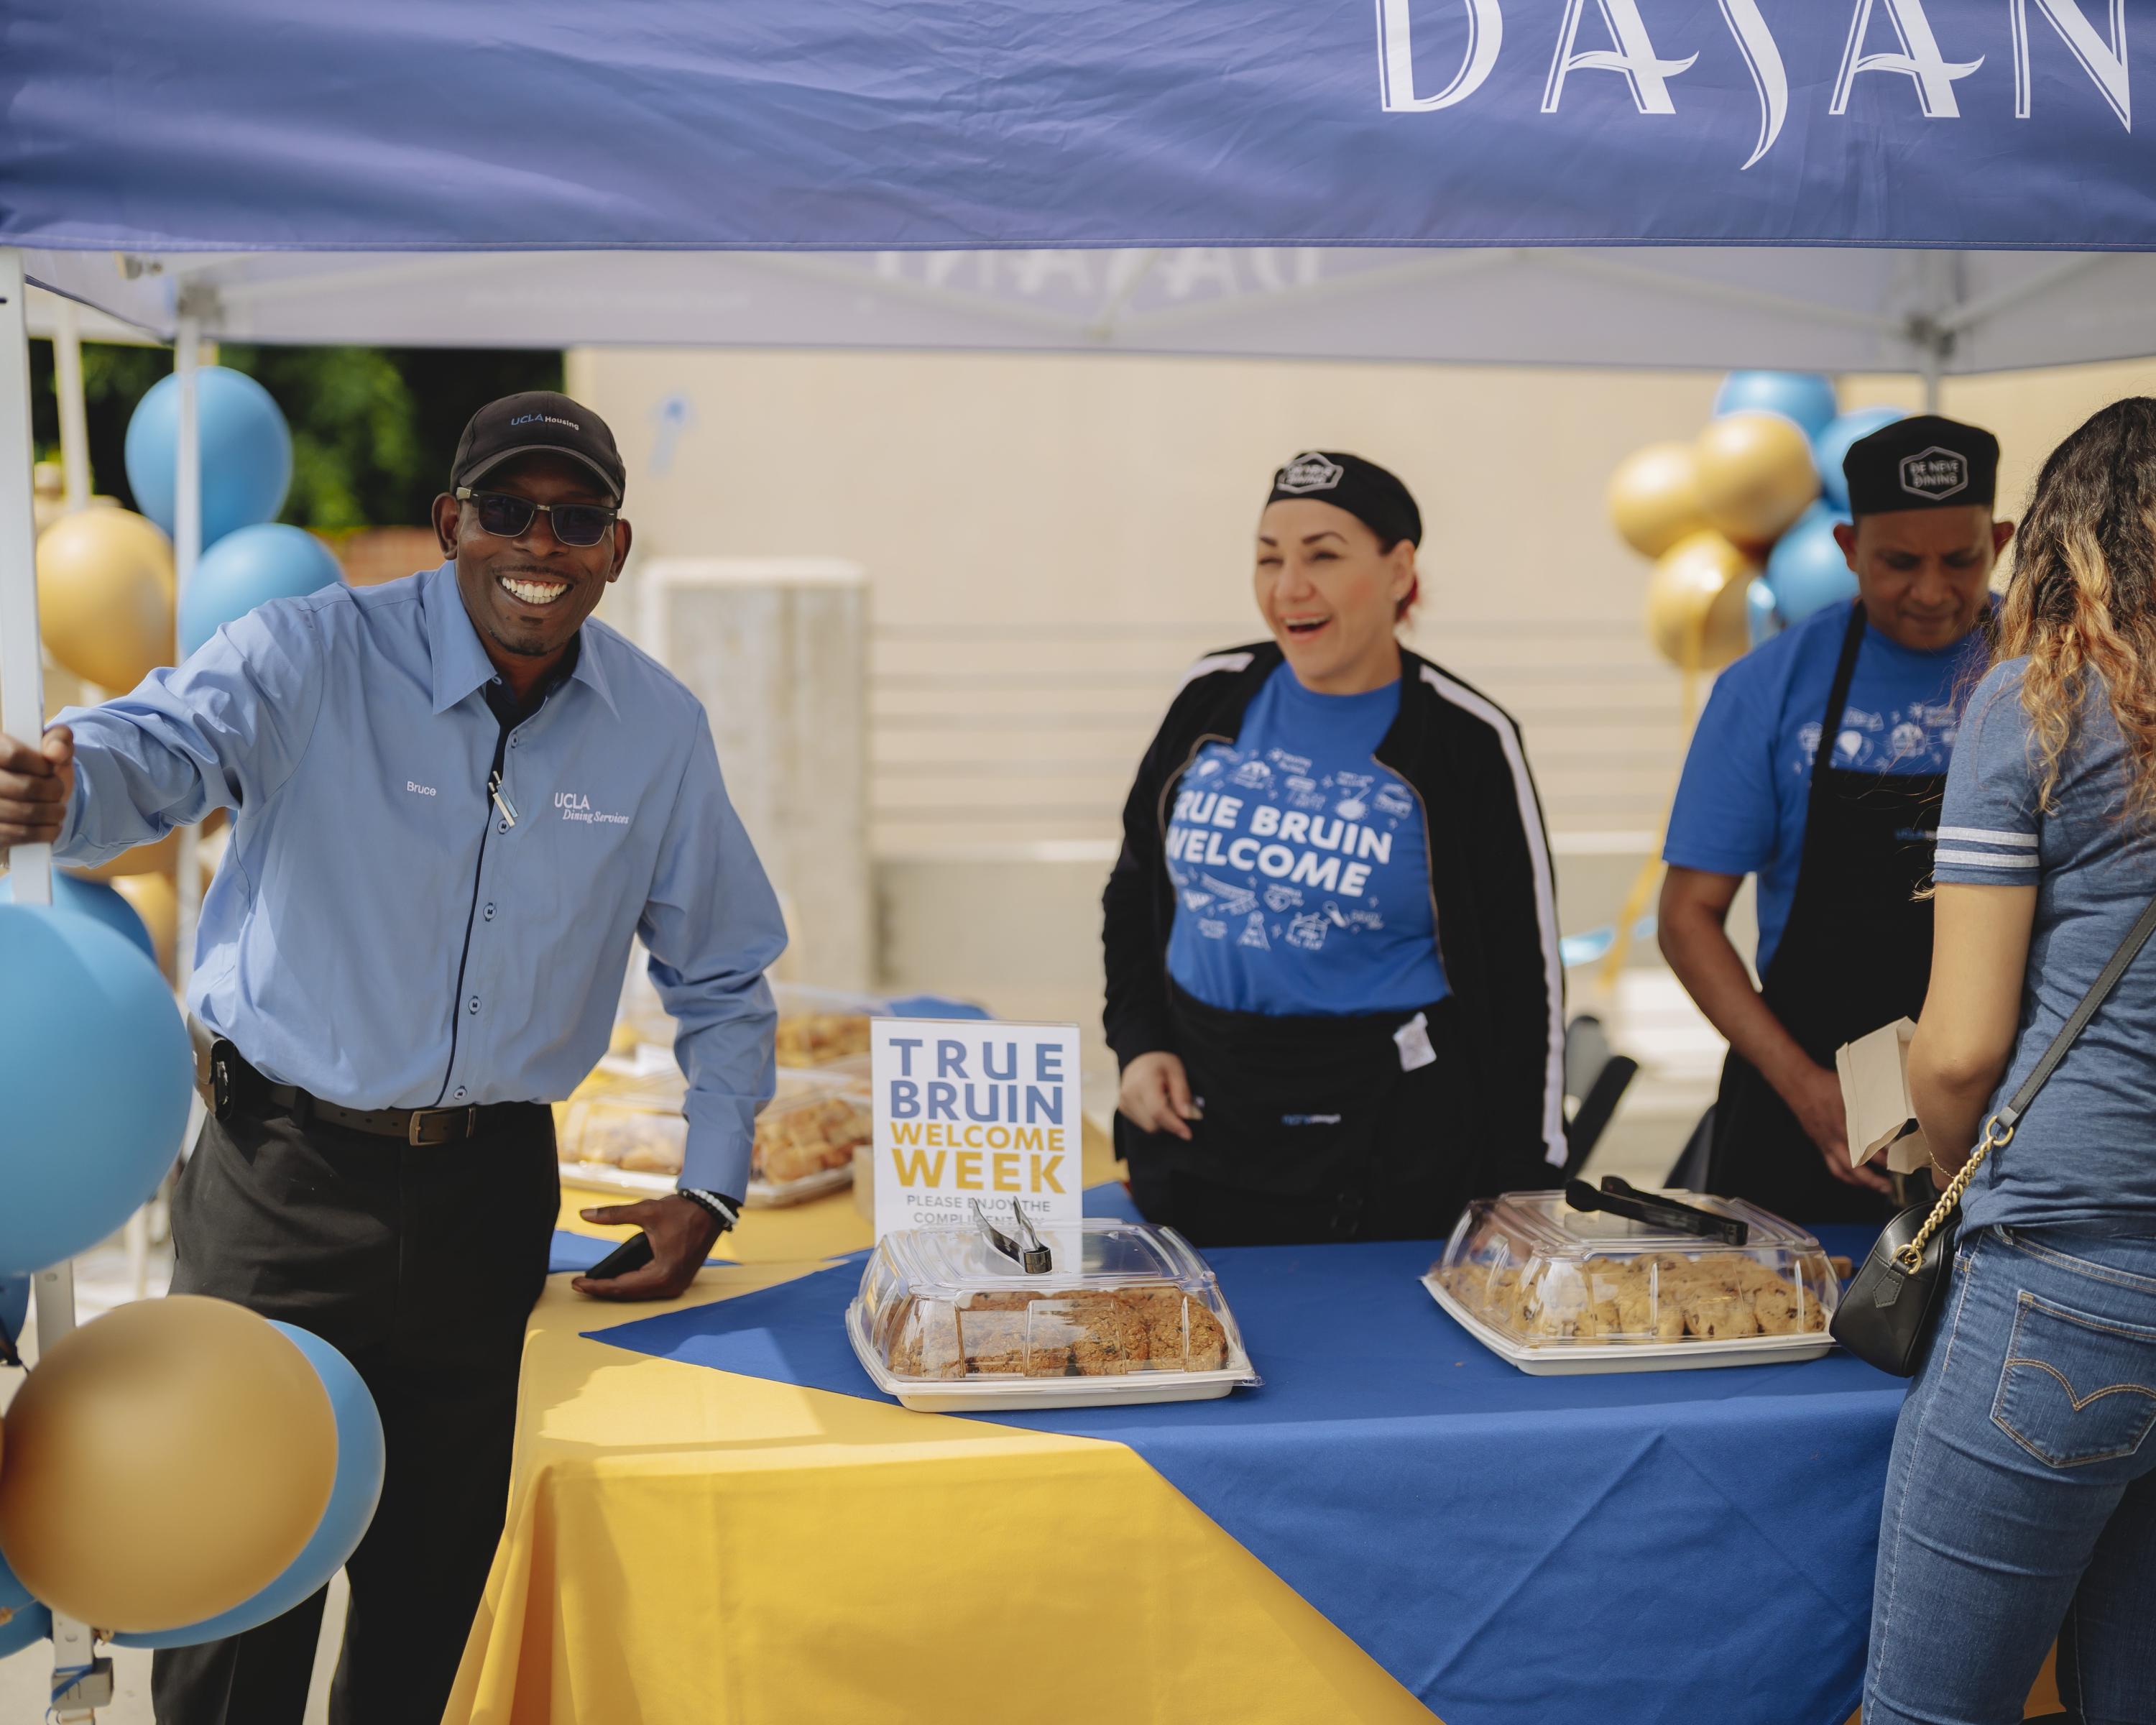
[456, 487, 619, 548]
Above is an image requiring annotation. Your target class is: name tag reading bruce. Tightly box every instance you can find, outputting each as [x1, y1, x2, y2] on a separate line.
[871, 1019, 1084, 1239]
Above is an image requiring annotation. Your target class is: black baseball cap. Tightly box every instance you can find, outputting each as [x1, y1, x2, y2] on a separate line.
[1843, 414, 1999, 518]
[1266, 451, 1422, 547]
[451, 392, 625, 503]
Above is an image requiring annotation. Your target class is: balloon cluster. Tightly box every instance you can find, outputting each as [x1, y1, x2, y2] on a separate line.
[33, 365, 344, 699]
[1607, 373, 1904, 671]
[18, 365, 342, 959]
[0, 906, 383, 1651]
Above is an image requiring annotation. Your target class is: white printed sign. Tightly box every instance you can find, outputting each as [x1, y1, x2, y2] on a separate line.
[871, 1019, 1083, 1239]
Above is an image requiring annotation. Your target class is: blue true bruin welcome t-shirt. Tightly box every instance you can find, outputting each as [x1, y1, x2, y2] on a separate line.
[1663, 599, 1990, 972]
[1164, 663, 1447, 1017]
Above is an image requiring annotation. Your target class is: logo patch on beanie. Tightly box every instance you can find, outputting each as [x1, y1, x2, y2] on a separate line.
[1899, 448, 1968, 500]
[1275, 452, 1345, 494]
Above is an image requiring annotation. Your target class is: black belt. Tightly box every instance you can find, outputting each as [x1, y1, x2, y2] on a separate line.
[209, 1039, 515, 1146]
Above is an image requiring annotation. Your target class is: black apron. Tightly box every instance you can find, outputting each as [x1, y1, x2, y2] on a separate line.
[1115, 982, 1473, 1244]
[1706, 602, 1946, 1225]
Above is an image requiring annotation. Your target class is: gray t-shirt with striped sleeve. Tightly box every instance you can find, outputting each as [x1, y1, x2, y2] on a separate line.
[1938, 658, 2156, 1232]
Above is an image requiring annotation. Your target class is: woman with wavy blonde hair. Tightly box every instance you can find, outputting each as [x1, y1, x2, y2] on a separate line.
[1868, 397, 2156, 1724]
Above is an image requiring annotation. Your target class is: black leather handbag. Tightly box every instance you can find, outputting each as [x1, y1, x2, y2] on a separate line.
[1834, 891, 2156, 1376]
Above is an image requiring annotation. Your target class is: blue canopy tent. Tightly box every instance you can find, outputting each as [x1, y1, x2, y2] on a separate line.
[3, 3, 2154, 1719]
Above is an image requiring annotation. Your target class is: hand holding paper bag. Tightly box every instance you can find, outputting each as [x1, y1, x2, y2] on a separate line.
[1836, 1018, 1933, 1177]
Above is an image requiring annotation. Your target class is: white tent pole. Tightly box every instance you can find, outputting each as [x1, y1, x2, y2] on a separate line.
[0, 247, 112, 1725]
[54, 297, 91, 511]
[173, 315, 202, 995]
[0, 250, 52, 904]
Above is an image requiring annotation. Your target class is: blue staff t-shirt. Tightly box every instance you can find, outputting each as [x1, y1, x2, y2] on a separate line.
[1663, 600, 1989, 972]
[1165, 663, 1447, 1016]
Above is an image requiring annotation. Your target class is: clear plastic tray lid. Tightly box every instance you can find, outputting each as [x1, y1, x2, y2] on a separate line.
[1431, 1188, 1837, 1349]
[857, 1215, 1249, 1383]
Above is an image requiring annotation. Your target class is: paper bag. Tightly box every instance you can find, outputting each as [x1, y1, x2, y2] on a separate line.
[1835, 1017, 1932, 1174]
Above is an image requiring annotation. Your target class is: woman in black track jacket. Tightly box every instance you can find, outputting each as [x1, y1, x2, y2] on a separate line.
[1102, 451, 1565, 1246]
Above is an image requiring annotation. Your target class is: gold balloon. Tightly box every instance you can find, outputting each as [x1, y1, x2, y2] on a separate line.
[1607, 441, 1708, 558]
[1694, 411, 1820, 549]
[113, 871, 178, 976]
[0, 1296, 336, 1632]
[64, 828, 178, 883]
[1646, 530, 1759, 671]
[35, 508, 175, 693]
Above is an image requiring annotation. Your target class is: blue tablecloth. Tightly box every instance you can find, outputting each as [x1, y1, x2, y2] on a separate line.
[581, 1198, 1902, 1724]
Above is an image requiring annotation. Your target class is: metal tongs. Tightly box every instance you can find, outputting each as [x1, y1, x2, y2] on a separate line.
[972, 1197, 1053, 1273]
[1565, 1176, 1750, 1246]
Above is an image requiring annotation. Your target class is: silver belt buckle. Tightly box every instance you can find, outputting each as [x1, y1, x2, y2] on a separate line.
[407, 1105, 479, 1146]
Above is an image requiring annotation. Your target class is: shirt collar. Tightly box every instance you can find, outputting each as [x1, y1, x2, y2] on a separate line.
[425, 561, 619, 720]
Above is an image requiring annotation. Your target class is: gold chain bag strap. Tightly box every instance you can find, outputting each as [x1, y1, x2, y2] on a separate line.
[1833, 890, 2156, 1376]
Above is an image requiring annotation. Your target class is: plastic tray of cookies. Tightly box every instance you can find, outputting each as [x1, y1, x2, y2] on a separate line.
[555, 1072, 855, 1201]
[1424, 1190, 1838, 1376]
[745, 1085, 873, 1208]
[773, 983, 888, 1072]
[847, 1215, 1260, 1411]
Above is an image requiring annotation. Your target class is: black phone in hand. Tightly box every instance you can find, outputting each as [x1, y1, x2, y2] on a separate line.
[584, 1232, 654, 1282]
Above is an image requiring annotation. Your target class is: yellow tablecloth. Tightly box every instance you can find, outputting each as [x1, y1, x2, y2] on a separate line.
[450, 1126, 1434, 1724]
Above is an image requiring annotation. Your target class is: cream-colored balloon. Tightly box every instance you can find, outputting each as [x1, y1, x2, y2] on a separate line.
[35, 509, 175, 693]
[0, 1296, 336, 1632]
[1646, 530, 1759, 671]
[113, 871, 178, 977]
[1607, 441, 1708, 558]
[1695, 411, 1820, 548]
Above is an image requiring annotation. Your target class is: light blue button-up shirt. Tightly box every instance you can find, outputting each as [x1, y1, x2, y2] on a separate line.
[54, 562, 786, 1195]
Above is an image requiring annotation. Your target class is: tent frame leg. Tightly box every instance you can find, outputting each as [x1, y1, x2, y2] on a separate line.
[0, 246, 114, 1722]
[173, 316, 202, 995]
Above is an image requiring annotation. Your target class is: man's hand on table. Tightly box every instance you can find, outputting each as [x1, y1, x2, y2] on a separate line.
[0, 726, 74, 847]
[571, 1195, 724, 1300]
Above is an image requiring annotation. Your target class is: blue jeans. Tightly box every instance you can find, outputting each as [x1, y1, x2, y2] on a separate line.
[1866, 1225, 2156, 1725]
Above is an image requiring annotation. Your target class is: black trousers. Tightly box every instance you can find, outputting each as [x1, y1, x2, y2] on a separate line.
[152, 1103, 560, 1725]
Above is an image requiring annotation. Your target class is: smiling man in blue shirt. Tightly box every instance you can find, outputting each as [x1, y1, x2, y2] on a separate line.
[0, 392, 786, 1723]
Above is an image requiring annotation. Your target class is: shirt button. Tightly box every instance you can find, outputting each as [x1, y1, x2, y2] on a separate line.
[468, 996, 480, 1015]
[454, 1086, 468, 1100]
[510, 737, 519, 749]
[484, 903, 496, 921]
[497, 820, 509, 834]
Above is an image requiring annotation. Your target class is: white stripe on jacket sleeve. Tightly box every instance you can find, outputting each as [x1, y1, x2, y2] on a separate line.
[1934, 849, 2040, 871]
[1176, 650, 1254, 692]
[1422, 665, 1568, 1168]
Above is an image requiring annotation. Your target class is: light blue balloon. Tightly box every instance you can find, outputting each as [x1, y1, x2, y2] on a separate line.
[0, 873, 154, 966]
[113, 1322, 384, 1651]
[1813, 407, 1907, 512]
[0, 906, 194, 1277]
[124, 367, 292, 548]
[0, 1545, 49, 1658]
[1713, 371, 1840, 441]
[179, 523, 345, 658]
[1745, 577, 1782, 649]
[0, 1600, 50, 1660]
[1767, 502, 1860, 625]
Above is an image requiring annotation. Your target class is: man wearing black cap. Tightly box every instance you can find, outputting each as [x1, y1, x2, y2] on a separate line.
[1657, 415, 2014, 1224]
[0, 392, 786, 1719]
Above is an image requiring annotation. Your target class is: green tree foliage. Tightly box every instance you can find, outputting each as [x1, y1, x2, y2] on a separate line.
[30, 339, 562, 529]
